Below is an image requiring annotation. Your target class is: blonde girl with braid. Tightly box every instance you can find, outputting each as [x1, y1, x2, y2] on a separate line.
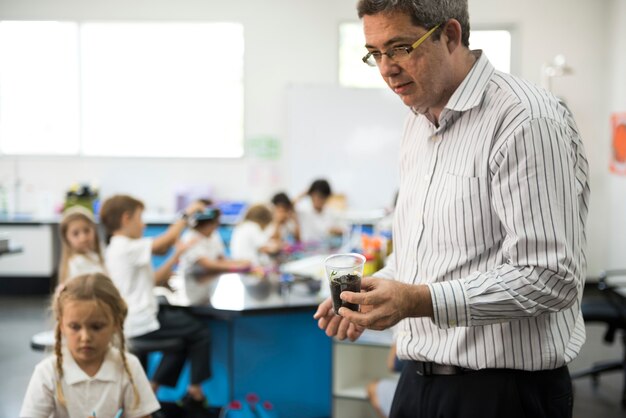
[20, 273, 160, 418]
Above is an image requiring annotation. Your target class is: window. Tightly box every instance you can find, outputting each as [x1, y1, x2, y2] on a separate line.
[0, 21, 244, 158]
[0, 22, 80, 154]
[339, 23, 386, 88]
[469, 29, 511, 73]
[339, 22, 512, 88]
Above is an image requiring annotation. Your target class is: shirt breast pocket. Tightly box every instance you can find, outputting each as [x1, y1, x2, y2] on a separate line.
[434, 173, 491, 253]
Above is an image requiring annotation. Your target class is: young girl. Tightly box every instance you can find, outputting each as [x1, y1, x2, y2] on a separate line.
[179, 207, 252, 303]
[230, 203, 282, 266]
[20, 273, 160, 418]
[180, 206, 251, 275]
[58, 206, 106, 285]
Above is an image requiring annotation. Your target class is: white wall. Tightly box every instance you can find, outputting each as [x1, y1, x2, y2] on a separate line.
[607, 0, 626, 270]
[0, 0, 615, 273]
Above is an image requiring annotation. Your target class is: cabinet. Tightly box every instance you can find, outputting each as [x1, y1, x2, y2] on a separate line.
[332, 328, 397, 418]
[0, 224, 57, 276]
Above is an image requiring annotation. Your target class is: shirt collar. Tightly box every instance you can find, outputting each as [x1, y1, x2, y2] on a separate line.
[62, 347, 118, 385]
[444, 50, 494, 112]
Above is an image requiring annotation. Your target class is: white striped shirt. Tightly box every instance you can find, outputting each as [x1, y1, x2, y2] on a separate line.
[375, 51, 590, 371]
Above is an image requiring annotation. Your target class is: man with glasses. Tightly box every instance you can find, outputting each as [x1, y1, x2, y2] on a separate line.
[314, 1, 589, 417]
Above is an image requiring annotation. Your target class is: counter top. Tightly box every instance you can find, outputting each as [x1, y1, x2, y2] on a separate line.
[167, 272, 328, 317]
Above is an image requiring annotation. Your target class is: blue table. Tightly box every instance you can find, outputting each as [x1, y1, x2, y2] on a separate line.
[154, 273, 332, 418]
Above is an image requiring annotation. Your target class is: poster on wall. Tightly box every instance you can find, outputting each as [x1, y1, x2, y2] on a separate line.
[610, 112, 626, 175]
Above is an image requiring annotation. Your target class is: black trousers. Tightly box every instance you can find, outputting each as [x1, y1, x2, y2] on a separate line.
[138, 306, 212, 387]
[390, 362, 573, 418]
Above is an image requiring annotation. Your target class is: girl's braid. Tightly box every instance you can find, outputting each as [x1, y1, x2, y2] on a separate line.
[118, 327, 140, 409]
[54, 322, 67, 407]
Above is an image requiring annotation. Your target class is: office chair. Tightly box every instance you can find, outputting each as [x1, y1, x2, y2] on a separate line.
[572, 270, 626, 408]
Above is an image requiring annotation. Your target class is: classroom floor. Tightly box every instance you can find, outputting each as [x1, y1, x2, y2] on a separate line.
[1, 295, 626, 418]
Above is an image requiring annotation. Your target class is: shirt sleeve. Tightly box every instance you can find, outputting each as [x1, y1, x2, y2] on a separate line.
[428, 117, 589, 329]
[124, 355, 161, 418]
[20, 360, 56, 418]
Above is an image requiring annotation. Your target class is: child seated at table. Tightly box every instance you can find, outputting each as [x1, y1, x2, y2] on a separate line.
[179, 207, 251, 303]
[100, 194, 215, 415]
[295, 179, 345, 244]
[20, 273, 160, 418]
[230, 203, 281, 267]
[267, 192, 301, 245]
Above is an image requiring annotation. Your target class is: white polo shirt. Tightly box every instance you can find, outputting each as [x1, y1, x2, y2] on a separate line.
[179, 229, 226, 270]
[230, 221, 270, 266]
[67, 252, 106, 281]
[296, 203, 344, 244]
[20, 347, 160, 418]
[105, 236, 160, 338]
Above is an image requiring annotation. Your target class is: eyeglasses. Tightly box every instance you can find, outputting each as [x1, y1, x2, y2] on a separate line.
[362, 23, 442, 67]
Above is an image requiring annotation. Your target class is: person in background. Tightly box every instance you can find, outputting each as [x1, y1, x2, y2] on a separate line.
[100, 194, 214, 416]
[295, 179, 345, 244]
[178, 206, 251, 302]
[267, 192, 301, 245]
[366, 343, 405, 418]
[57, 206, 106, 285]
[315, 0, 589, 417]
[230, 203, 281, 267]
[20, 273, 160, 418]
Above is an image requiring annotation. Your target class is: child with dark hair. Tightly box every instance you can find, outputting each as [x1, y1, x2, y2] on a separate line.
[296, 179, 345, 243]
[268, 192, 301, 244]
[179, 207, 251, 302]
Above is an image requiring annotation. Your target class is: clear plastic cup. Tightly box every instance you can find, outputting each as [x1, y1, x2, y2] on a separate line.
[324, 253, 365, 315]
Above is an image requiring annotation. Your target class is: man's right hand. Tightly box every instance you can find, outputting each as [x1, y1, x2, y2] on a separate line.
[313, 297, 364, 341]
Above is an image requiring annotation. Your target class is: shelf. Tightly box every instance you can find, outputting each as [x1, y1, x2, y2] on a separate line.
[334, 382, 369, 400]
[334, 328, 393, 347]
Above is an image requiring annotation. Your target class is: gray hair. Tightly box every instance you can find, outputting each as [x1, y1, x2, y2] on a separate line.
[356, 0, 470, 47]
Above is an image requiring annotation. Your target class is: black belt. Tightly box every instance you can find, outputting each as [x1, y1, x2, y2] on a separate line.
[412, 361, 473, 376]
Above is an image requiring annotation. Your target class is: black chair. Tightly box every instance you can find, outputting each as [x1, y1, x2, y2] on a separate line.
[29, 329, 184, 373]
[129, 336, 185, 371]
[572, 270, 626, 408]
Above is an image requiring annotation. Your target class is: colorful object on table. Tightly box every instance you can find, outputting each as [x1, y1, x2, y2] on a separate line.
[113, 408, 123, 418]
[63, 182, 99, 214]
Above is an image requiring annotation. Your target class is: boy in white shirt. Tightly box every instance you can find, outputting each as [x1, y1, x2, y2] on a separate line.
[100, 194, 214, 414]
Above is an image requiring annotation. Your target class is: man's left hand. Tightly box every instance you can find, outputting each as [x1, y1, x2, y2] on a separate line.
[339, 276, 433, 330]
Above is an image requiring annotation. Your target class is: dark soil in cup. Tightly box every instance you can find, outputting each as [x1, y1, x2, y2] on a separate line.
[330, 273, 361, 315]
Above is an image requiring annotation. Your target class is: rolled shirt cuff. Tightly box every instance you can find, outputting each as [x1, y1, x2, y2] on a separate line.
[427, 279, 471, 329]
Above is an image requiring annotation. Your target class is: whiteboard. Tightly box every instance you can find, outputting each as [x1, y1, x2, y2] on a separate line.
[286, 84, 408, 210]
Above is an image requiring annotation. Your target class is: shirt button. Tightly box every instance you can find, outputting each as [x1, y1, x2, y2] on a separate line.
[432, 135, 440, 142]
